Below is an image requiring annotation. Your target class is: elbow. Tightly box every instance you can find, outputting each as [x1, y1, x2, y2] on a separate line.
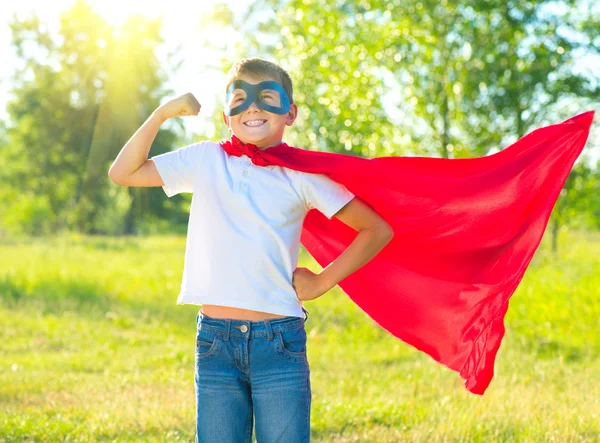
[385, 229, 394, 243]
[108, 169, 122, 186]
[368, 222, 394, 242]
[381, 223, 394, 242]
[363, 221, 394, 238]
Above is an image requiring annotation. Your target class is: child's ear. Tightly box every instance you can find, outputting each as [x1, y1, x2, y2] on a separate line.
[286, 104, 298, 126]
[222, 112, 229, 128]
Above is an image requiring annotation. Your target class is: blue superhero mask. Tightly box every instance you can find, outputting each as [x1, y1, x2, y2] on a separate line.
[224, 79, 291, 116]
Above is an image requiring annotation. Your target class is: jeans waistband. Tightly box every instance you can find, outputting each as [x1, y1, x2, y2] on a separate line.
[197, 307, 309, 341]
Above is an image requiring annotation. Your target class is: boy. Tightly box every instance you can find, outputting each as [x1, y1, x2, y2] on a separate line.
[108, 57, 393, 442]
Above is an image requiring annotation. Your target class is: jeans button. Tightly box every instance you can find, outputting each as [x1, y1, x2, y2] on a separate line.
[239, 325, 248, 333]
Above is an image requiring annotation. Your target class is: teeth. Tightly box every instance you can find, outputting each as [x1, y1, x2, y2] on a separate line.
[245, 120, 266, 127]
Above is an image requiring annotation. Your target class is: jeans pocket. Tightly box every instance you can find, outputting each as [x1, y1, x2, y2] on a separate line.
[276, 326, 307, 357]
[196, 328, 220, 358]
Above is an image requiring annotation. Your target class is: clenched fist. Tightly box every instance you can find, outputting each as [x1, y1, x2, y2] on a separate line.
[156, 93, 201, 121]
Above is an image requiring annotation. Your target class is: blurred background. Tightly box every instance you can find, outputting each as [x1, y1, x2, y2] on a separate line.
[1, 0, 599, 441]
[0, 0, 599, 243]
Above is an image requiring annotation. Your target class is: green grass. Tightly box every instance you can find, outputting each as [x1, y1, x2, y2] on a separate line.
[1, 230, 599, 442]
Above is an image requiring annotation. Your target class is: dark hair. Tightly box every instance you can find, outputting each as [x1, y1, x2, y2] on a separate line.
[225, 57, 294, 104]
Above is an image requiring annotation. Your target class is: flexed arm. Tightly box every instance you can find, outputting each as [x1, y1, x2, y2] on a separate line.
[108, 93, 200, 187]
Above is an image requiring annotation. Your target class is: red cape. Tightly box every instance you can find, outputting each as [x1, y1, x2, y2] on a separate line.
[220, 111, 595, 395]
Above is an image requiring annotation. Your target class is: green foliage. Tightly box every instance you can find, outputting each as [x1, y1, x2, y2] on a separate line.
[240, 0, 600, 158]
[209, 0, 600, 248]
[0, 189, 55, 236]
[1, 0, 188, 236]
[550, 157, 600, 250]
[2, 0, 599, 241]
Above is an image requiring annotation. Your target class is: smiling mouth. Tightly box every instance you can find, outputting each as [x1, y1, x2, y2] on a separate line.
[243, 120, 267, 127]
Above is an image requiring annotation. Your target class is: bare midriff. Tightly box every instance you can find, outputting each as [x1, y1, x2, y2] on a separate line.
[201, 304, 289, 321]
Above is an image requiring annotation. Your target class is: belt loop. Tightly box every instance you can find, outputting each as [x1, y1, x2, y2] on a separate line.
[302, 306, 310, 322]
[224, 319, 231, 341]
[264, 319, 273, 341]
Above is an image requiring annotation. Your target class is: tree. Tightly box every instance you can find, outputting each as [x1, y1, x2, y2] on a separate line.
[230, 0, 600, 251]
[3, 0, 185, 236]
[550, 157, 600, 252]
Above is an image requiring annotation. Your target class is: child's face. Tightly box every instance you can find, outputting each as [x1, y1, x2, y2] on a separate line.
[222, 73, 297, 149]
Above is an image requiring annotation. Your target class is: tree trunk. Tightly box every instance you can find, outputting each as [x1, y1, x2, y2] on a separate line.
[123, 187, 136, 235]
[441, 89, 450, 159]
[551, 217, 559, 254]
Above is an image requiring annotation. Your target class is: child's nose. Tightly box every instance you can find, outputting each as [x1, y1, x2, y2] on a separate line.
[247, 101, 260, 111]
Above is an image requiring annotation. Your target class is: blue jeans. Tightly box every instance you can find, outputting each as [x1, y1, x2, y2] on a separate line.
[194, 307, 311, 442]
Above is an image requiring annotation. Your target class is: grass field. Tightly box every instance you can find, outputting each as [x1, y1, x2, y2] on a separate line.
[1, 229, 599, 442]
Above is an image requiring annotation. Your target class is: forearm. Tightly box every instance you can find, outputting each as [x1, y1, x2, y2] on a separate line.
[108, 111, 166, 179]
[316, 227, 393, 293]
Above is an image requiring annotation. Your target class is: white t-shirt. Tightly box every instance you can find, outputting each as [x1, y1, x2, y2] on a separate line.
[150, 140, 355, 318]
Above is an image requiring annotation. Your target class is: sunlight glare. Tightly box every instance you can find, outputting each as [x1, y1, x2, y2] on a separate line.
[77, 0, 214, 27]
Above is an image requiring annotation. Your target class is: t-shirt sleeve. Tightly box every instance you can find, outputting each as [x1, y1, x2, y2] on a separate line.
[150, 142, 205, 197]
[300, 172, 355, 220]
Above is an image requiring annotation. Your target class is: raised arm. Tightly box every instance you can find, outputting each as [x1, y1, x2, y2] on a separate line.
[108, 93, 201, 187]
